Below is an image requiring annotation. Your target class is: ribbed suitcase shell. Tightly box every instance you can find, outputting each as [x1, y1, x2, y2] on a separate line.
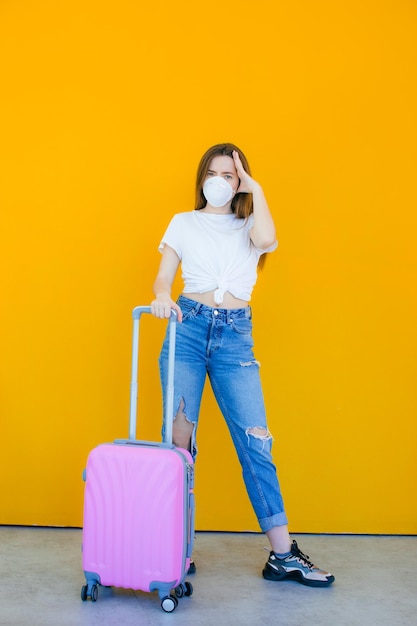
[82, 443, 193, 591]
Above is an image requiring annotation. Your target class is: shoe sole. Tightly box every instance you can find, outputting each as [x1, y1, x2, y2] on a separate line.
[262, 566, 335, 587]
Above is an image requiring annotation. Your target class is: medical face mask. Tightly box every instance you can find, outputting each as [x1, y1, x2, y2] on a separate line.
[203, 176, 235, 208]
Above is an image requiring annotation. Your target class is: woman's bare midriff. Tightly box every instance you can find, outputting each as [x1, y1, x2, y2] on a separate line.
[184, 291, 248, 309]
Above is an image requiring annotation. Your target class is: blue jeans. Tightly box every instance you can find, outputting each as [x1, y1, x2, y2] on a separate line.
[159, 295, 288, 533]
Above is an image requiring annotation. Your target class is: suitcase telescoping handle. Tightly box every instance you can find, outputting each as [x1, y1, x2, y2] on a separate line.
[129, 306, 177, 444]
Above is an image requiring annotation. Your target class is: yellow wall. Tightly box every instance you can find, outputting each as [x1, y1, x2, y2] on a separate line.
[0, 0, 416, 534]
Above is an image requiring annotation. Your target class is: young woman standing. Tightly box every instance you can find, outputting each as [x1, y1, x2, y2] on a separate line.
[151, 143, 334, 587]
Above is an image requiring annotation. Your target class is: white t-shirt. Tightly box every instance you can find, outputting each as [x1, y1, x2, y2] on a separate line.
[158, 210, 277, 304]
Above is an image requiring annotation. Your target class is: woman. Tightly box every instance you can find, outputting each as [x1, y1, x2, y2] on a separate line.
[151, 143, 334, 587]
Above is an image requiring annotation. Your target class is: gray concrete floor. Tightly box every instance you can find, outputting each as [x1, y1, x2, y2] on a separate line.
[0, 527, 416, 626]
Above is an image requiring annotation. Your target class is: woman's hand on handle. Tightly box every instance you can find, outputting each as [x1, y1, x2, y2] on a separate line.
[151, 294, 183, 323]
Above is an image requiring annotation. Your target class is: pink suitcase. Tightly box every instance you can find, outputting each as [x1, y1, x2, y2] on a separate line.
[81, 307, 195, 613]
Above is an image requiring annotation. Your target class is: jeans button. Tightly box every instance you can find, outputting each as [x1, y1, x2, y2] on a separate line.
[214, 310, 219, 316]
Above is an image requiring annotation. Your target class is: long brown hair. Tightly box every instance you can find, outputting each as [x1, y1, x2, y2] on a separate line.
[195, 143, 253, 219]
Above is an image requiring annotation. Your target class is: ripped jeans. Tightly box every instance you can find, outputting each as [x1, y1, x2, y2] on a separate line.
[159, 295, 288, 533]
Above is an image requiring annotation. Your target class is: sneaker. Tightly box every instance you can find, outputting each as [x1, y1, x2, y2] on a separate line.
[187, 560, 196, 575]
[262, 540, 335, 587]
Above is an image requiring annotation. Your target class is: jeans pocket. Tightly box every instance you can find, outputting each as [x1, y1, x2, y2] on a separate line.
[231, 317, 253, 335]
[181, 308, 196, 323]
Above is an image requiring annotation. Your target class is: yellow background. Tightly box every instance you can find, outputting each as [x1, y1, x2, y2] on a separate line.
[1, 0, 416, 534]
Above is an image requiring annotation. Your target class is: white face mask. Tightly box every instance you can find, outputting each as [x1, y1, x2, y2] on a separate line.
[203, 176, 234, 208]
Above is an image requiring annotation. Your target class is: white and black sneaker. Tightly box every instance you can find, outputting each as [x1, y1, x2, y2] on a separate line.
[262, 540, 335, 587]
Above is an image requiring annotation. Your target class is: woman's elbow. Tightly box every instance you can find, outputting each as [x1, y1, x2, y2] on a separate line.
[253, 236, 277, 250]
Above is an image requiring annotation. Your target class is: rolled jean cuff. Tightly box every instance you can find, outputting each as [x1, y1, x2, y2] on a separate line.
[259, 512, 289, 533]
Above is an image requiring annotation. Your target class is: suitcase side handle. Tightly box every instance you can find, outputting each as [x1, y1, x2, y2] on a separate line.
[129, 307, 177, 443]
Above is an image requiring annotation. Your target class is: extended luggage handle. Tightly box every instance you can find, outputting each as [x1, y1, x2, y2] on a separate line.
[129, 306, 177, 444]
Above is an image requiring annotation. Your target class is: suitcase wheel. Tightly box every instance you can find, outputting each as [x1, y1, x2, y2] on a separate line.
[81, 583, 98, 602]
[175, 582, 193, 599]
[161, 594, 178, 613]
[184, 582, 193, 597]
